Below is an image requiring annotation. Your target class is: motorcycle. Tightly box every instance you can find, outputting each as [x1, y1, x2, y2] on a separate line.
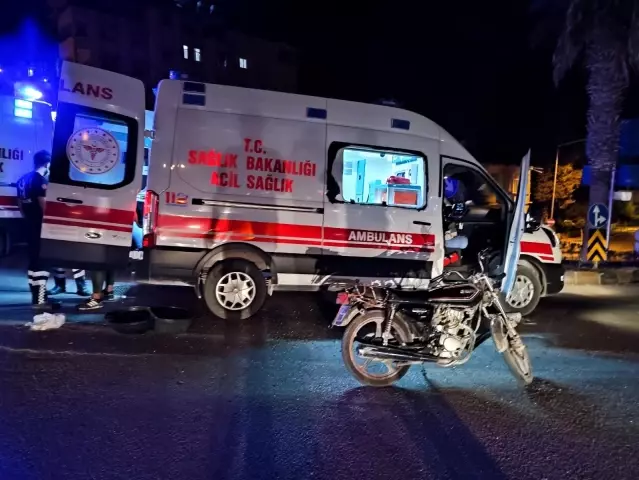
[332, 249, 533, 387]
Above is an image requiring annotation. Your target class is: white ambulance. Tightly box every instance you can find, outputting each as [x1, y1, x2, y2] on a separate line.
[0, 92, 54, 255]
[41, 62, 564, 319]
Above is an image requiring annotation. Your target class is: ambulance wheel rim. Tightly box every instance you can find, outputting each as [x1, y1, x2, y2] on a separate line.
[506, 275, 535, 308]
[215, 272, 256, 311]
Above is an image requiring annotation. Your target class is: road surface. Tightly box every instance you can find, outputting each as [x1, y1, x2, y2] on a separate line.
[0, 283, 638, 479]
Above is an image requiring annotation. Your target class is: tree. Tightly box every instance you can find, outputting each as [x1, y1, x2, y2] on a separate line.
[534, 163, 582, 210]
[553, 0, 639, 256]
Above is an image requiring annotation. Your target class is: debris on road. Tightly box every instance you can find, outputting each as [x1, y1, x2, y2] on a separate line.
[26, 312, 66, 331]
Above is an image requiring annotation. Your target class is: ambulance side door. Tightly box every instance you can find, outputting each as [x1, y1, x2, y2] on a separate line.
[321, 125, 443, 287]
[40, 62, 145, 271]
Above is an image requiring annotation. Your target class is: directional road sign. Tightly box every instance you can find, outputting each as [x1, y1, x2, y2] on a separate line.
[587, 229, 608, 262]
[588, 203, 609, 229]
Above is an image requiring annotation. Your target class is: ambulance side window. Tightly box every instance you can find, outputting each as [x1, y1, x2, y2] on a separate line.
[329, 145, 427, 209]
[50, 102, 138, 190]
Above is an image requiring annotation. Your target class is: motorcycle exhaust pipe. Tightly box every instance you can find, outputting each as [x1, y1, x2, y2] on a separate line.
[356, 344, 439, 363]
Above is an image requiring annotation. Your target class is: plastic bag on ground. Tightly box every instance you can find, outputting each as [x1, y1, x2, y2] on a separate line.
[25, 312, 66, 331]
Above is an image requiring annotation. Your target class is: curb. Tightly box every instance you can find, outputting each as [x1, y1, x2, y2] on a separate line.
[564, 268, 639, 286]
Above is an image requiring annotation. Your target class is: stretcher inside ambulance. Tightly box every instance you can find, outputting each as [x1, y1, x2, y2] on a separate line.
[41, 62, 564, 320]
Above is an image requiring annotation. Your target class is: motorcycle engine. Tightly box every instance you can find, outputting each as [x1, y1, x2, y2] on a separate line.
[429, 304, 477, 363]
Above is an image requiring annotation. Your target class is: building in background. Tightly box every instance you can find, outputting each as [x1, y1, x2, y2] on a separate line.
[46, 0, 298, 105]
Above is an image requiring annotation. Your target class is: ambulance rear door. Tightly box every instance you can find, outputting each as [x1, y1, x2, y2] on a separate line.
[40, 62, 145, 270]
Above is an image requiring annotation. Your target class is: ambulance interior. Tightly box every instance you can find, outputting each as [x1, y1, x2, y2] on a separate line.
[340, 148, 425, 208]
[442, 164, 508, 269]
[338, 148, 508, 270]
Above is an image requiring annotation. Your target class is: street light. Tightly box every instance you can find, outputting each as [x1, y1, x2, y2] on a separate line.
[550, 138, 585, 220]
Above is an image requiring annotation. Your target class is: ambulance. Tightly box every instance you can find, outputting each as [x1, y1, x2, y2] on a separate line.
[0, 92, 54, 255]
[40, 62, 564, 320]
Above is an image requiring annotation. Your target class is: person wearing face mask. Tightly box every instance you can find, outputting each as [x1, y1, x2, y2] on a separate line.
[15, 150, 58, 310]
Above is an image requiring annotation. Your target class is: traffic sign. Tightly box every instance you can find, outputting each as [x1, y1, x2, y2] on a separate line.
[588, 203, 609, 229]
[587, 228, 608, 262]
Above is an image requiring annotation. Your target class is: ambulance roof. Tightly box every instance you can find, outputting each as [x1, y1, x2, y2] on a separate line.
[164, 80, 477, 162]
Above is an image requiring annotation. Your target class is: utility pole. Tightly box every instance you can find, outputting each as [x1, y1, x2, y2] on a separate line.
[550, 150, 559, 220]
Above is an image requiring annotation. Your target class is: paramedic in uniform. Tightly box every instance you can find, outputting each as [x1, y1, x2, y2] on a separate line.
[15, 150, 57, 310]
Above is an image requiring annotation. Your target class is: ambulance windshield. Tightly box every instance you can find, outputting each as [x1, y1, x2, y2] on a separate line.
[340, 147, 425, 208]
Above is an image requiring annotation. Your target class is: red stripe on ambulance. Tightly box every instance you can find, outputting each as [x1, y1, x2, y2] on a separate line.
[45, 202, 135, 226]
[520, 241, 553, 256]
[158, 215, 436, 251]
[43, 218, 133, 233]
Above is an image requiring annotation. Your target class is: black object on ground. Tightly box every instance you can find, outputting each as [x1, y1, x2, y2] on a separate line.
[150, 306, 193, 334]
[105, 306, 153, 334]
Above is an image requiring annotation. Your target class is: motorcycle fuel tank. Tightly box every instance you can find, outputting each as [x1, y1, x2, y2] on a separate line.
[425, 283, 481, 305]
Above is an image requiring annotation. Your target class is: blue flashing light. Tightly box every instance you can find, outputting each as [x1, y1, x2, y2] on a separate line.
[307, 107, 327, 119]
[15, 99, 33, 110]
[391, 118, 410, 130]
[182, 93, 205, 106]
[14, 107, 33, 119]
[28, 68, 34, 77]
[19, 86, 43, 101]
[183, 81, 206, 93]
[51, 111, 57, 122]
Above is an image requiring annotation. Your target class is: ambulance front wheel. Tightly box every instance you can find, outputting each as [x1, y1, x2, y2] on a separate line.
[203, 259, 267, 320]
[503, 264, 542, 317]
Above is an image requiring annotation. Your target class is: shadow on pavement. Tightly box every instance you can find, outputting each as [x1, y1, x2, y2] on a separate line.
[323, 386, 509, 479]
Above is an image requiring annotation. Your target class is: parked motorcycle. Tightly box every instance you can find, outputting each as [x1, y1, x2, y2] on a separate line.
[332, 249, 533, 387]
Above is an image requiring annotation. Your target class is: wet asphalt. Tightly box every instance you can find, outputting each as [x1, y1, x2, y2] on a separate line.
[0, 285, 638, 480]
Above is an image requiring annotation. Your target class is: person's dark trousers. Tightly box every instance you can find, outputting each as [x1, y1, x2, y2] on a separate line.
[50, 268, 88, 296]
[25, 219, 52, 309]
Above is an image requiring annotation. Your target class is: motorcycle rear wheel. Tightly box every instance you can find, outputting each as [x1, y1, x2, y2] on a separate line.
[341, 309, 411, 387]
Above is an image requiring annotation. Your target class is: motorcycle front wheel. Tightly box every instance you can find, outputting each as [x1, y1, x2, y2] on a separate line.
[502, 340, 533, 386]
[341, 309, 411, 387]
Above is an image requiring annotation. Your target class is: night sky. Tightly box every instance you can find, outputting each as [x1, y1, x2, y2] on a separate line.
[1, 0, 610, 167]
[220, 0, 591, 167]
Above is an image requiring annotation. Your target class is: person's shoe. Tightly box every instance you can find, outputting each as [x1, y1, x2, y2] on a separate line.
[47, 284, 66, 296]
[75, 277, 89, 296]
[32, 301, 61, 312]
[78, 298, 104, 311]
[102, 290, 115, 301]
[31, 286, 61, 311]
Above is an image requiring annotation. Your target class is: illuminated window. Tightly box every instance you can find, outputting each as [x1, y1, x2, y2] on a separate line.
[239, 57, 247, 69]
[183, 45, 189, 59]
[337, 146, 427, 209]
[194, 48, 201, 62]
[14, 99, 33, 119]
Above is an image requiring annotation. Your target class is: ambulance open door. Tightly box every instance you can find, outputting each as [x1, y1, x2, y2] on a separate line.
[39, 62, 145, 271]
[501, 151, 531, 296]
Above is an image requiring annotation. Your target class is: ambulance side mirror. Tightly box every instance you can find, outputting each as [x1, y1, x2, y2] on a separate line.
[524, 213, 541, 233]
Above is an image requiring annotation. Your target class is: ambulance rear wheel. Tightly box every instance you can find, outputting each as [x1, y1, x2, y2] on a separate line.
[203, 259, 267, 320]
